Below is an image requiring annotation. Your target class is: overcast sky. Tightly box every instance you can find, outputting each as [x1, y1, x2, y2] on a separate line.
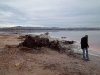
[0, 0, 100, 28]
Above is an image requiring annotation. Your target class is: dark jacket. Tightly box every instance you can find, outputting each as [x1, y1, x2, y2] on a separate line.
[81, 36, 89, 49]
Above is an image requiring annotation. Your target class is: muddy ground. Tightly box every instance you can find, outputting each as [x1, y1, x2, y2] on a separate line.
[0, 33, 100, 75]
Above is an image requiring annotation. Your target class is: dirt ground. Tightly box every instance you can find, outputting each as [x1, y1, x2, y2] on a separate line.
[0, 33, 100, 75]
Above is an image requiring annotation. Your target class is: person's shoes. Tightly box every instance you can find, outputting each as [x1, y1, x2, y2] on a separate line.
[86, 59, 90, 61]
[82, 58, 86, 61]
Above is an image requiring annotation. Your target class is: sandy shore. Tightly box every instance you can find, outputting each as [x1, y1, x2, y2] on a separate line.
[0, 32, 100, 75]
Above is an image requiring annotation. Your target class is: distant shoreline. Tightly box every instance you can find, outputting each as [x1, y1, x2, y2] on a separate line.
[0, 27, 100, 31]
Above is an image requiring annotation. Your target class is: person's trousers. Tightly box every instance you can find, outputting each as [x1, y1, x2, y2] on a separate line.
[82, 48, 89, 59]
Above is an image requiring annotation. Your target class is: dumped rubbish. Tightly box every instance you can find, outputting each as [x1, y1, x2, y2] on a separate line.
[44, 32, 49, 35]
[62, 40, 74, 44]
[61, 37, 66, 39]
[18, 35, 28, 40]
[18, 34, 75, 52]
[18, 35, 60, 51]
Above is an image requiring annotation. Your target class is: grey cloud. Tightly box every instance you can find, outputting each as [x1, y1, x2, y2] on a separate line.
[0, 3, 30, 24]
[0, 0, 100, 27]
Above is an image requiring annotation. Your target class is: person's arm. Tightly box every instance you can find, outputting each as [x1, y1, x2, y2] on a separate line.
[87, 38, 89, 48]
[87, 43, 89, 48]
[80, 38, 82, 45]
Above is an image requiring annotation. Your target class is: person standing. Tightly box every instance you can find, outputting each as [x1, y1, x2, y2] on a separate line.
[81, 35, 89, 60]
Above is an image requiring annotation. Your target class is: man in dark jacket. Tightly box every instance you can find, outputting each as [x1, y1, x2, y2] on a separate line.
[81, 35, 89, 60]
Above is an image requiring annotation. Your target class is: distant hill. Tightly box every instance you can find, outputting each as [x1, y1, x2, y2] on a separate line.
[14, 26, 23, 28]
[0, 26, 100, 31]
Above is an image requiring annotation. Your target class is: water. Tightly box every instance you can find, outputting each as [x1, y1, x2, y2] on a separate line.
[49, 31, 100, 51]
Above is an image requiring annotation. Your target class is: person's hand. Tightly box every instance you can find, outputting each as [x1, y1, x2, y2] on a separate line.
[88, 45, 89, 48]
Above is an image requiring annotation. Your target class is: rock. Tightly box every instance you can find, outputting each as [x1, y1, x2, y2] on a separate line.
[15, 63, 20, 67]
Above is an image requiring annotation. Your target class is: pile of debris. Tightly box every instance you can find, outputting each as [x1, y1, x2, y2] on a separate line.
[18, 34, 75, 52]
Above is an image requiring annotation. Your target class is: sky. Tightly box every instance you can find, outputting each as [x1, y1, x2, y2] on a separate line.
[0, 0, 100, 28]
